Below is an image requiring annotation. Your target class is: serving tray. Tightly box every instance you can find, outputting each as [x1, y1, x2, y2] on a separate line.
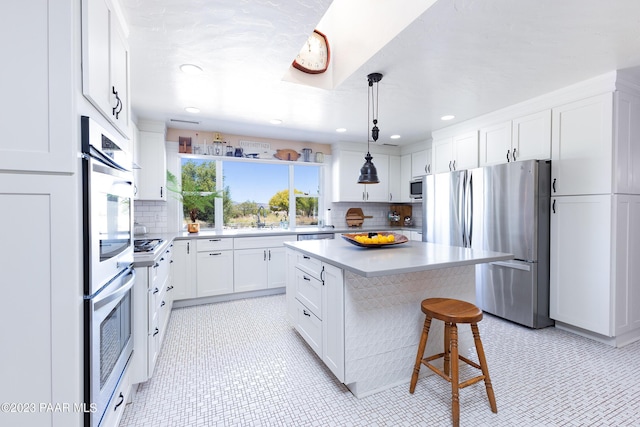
[341, 232, 409, 248]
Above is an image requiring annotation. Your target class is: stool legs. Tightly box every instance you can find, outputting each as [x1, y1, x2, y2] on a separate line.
[410, 316, 432, 393]
[450, 323, 460, 427]
[471, 323, 497, 413]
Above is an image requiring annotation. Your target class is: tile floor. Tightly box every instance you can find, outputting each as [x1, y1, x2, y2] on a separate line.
[120, 294, 640, 427]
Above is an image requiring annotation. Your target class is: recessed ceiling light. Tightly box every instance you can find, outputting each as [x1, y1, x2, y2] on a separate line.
[185, 107, 200, 113]
[336, 128, 347, 133]
[180, 64, 203, 74]
[441, 115, 455, 121]
[270, 119, 283, 125]
[390, 134, 401, 139]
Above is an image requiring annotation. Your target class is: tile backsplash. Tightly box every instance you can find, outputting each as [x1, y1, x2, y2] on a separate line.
[134, 200, 422, 234]
[134, 200, 168, 234]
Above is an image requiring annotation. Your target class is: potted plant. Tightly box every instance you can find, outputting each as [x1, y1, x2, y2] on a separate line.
[167, 171, 219, 233]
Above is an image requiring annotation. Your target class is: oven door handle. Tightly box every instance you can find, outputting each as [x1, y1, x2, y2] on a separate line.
[93, 270, 136, 308]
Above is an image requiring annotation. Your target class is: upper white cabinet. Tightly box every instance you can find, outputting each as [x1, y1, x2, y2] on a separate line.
[332, 150, 390, 202]
[479, 110, 551, 167]
[511, 110, 552, 162]
[613, 90, 640, 194]
[551, 93, 614, 196]
[82, 0, 131, 138]
[399, 154, 412, 202]
[432, 131, 478, 173]
[136, 123, 167, 201]
[388, 155, 403, 203]
[0, 2, 74, 174]
[411, 149, 432, 176]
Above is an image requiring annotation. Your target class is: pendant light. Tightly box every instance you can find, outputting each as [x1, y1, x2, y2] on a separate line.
[358, 72, 383, 184]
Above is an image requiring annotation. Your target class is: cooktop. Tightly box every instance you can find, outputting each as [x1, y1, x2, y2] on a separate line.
[134, 239, 164, 253]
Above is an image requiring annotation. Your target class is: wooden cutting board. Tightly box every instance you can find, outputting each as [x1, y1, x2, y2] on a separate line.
[345, 208, 372, 227]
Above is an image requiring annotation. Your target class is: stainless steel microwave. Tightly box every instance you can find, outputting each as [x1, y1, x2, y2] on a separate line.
[410, 177, 424, 199]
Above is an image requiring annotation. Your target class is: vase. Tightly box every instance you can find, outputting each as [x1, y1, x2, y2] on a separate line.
[187, 223, 200, 233]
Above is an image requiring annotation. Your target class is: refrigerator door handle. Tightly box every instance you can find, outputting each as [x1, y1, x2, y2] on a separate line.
[468, 172, 473, 247]
[489, 260, 532, 271]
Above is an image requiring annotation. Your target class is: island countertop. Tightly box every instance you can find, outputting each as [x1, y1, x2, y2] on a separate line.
[284, 238, 513, 277]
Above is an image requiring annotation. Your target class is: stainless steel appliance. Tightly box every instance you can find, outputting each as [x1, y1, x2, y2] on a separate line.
[409, 177, 424, 199]
[82, 116, 135, 426]
[422, 160, 553, 328]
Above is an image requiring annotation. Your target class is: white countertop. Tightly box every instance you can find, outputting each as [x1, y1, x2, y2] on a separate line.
[284, 238, 513, 278]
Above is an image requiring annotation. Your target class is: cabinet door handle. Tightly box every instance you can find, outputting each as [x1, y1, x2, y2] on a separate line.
[112, 86, 121, 118]
[161, 301, 166, 307]
[167, 285, 174, 291]
[209, 239, 221, 242]
[389, 193, 392, 201]
[320, 266, 325, 283]
[552, 199, 556, 213]
[160, 186, 164, 198]
[512, 148, 517, 161]
[453, 160, 456, 170]
[187, 242, 190, 254]
[160, 257, 165, 261]
[424, 164, 428, 173]
[113, 392, 124, 411]
[362, 191, 365, 201]
[303, 275, 311, 281]
[153, 327, 159, 337]
[506, 150, 510, 162]
[552, 178, 557, 193]
[209, 252, 222, 256]
[268, 250, 271, 260]
[303, 255, 311, 259]
[427, 164, 431, 174]
[449, 161, 452, 171]
[303, 309, 311, 317]
[366, 192, 369, 200]
[153, 287, 159, 294]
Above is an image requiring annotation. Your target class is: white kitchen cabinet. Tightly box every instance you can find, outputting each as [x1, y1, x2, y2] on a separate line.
[172, 240, 196, 300]
[432, 131, 478, 173]
[399, 154, 412, 202]
[332, 150, 390, 202]
[136, 126, 167, 201]
[132, 243, 173, 384]
[234, 236, 291, 292]
[98, 360, 132, 427]
[613, 90, 640, 194]
[479, 111, 551, 167]
[411, 149, 432, 176]
[551, 93, 614, 196]
[321, 263, 345, 382]
[195, 238, 234, 297]
[82, 0, 131, 138]
[388, 155, 402, 203]
[288, 250, 344, 382]
[479, 121, 512, 166]
[511, 109, 552, 162]
[550, 195, 612, 336]
[550, 194, 640, 344]
[0, 2, 75, 174]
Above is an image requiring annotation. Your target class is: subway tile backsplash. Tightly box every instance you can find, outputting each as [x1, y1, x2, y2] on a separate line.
[134, 200, 168, 235]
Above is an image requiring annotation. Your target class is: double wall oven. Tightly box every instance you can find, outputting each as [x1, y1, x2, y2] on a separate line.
[82, 116, 135, 427]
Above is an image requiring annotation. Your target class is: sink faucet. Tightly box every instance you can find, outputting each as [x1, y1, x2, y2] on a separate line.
[256, 206, 266, 228]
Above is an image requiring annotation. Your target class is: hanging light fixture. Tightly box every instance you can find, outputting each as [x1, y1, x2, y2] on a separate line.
[358, 72, 383, 184]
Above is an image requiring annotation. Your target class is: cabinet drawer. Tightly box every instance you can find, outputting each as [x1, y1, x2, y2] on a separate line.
[295, 267, 322, 318]
[100, 357, 132, 427]
[295, 252, 322, 279]
[295, 300, 322, 357]
[234, 235, 294, 249]
[197, 238, 233, 252]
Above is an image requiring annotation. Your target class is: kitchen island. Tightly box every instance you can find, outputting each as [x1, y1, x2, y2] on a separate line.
[284, 237, 512, 398]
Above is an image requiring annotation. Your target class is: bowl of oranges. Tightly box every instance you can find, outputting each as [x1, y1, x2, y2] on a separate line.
[341, 232, 409, 248]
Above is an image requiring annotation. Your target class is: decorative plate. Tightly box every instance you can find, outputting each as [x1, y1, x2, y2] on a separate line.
[341, 232, 409, 248]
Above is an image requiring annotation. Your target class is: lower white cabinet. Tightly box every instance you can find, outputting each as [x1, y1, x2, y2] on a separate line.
[196, 238, 234, 297]
[234, 236, 290, 292]
[98, 360, 132, 427]
[550, 194, 640, 344]
[287, 249, 345, 382]
[132, 243, 174, 384]
[171, 240, 195, 300]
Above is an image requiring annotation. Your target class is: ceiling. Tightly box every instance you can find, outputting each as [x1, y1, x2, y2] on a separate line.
[120, 0, 640, 147]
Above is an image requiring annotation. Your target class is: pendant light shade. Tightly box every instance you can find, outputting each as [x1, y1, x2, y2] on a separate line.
[358, 73, 383, 184]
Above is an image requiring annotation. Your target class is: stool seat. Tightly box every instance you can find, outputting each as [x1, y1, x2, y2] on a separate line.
[421, 297, 483, 324]
[410, 298, 496, 427]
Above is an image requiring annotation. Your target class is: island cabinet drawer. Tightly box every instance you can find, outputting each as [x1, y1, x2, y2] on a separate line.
[295, 300, 321, 356]
[295, 252, 322, 279]
[295, 267, 322, 317]
[197, 238, 233, 252]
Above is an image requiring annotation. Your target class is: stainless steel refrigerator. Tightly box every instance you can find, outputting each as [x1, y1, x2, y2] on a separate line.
[422, 159, 553, 328]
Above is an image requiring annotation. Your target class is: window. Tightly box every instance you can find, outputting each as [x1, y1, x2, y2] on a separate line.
[176, 157, 323, 230]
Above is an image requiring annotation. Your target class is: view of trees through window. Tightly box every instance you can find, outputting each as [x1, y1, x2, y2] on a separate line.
[178, 158, 321, 229]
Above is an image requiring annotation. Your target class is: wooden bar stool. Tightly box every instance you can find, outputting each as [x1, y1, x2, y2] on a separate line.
[409, 298, 497, 427]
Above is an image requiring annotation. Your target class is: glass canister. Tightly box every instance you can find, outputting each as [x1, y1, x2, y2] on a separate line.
[226, 146, 234, 156]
